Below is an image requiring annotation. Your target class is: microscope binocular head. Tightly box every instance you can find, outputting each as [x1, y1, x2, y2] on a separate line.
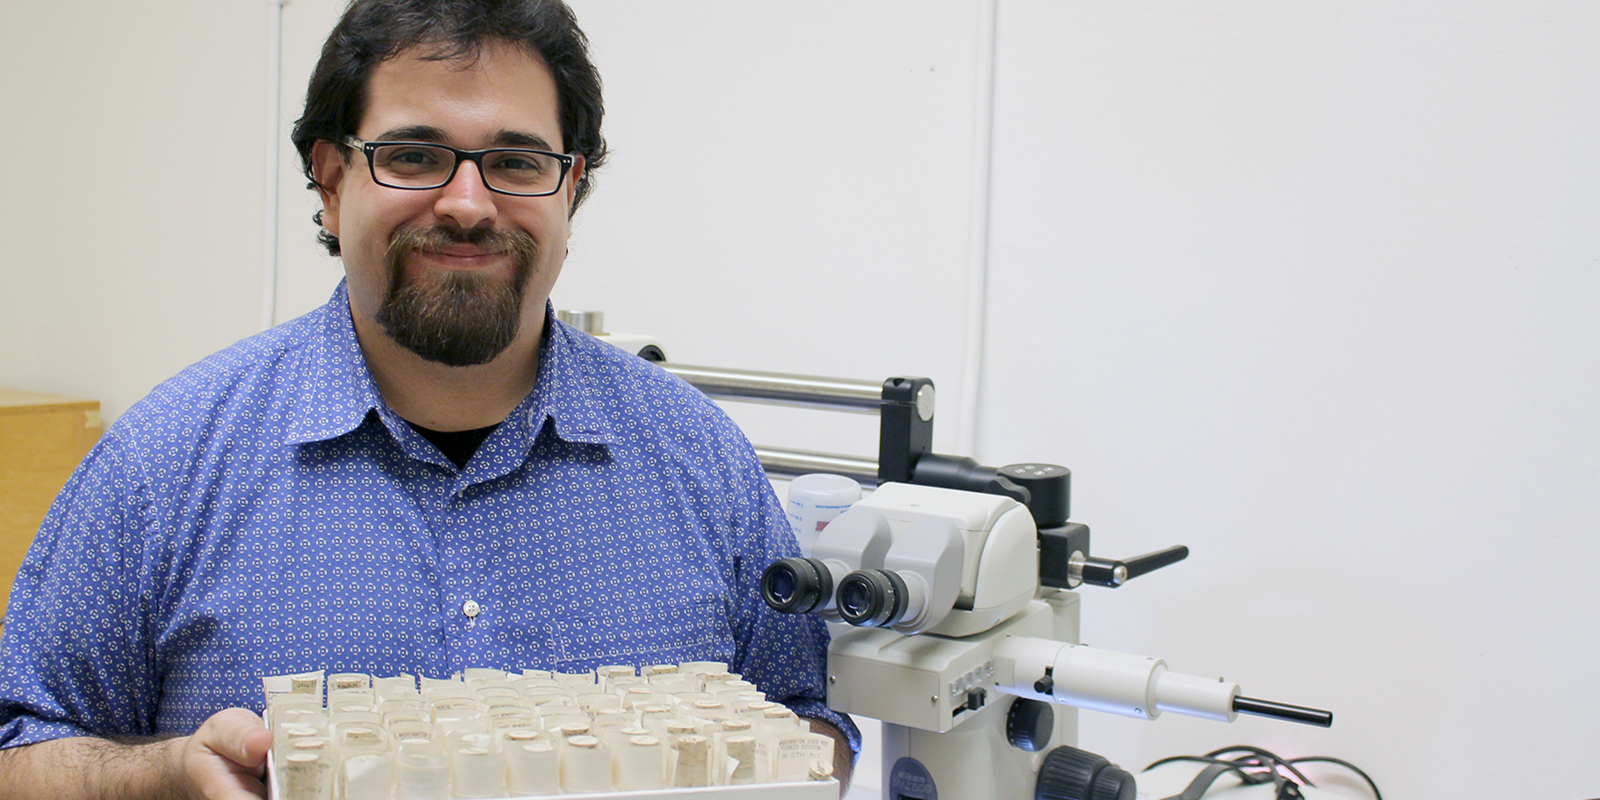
[760, 555, 919, 631]
[762, 483, 1010, 635]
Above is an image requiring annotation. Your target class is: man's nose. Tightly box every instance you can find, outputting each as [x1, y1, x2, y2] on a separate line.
[433, 160, 498, 230]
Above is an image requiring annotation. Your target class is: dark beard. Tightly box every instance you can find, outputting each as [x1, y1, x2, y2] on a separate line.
[375, 224, 539, 367]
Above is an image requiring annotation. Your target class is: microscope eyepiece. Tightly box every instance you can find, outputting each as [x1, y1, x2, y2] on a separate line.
[761, 558, 832, 614]
[836, 569, 910, 628]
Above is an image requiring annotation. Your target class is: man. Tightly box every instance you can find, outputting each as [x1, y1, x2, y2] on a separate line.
[0, 1, 857, 796]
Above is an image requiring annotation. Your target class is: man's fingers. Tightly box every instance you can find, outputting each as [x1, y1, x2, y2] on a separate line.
[180, 709, 274, 799]
[198, 708, 272, 768]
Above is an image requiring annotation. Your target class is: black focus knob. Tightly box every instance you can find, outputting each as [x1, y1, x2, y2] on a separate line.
[1036, 746, 1135, 800]
[1005, 698, 1054, 752]
[1090, 767, 1136, 800]
[999, 463, 1071, 528]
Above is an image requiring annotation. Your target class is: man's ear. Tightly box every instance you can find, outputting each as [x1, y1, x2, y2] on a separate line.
[310, 140, 346, 237]
[565, 154, 586, 207]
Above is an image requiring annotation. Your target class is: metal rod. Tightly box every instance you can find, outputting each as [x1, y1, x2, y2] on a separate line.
[753, 447, 879, 485]
[661, 364, 883, 413]
[1231, 696, 1333, 728]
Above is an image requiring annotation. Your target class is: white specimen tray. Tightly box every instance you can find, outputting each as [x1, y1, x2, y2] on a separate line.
[267, 750, 839, 800]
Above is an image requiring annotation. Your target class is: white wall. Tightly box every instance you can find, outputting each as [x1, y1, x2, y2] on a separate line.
[4, 2, 1598, 798]
[982, 3, 1600, 798]
[271, 0, 359, 326]
[0, 0, 270, 419]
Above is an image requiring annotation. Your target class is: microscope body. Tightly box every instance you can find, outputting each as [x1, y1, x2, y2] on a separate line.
[830, 595, 1081, 800]
[810, 482, 1075, 799]
[777, 480, 1326, 800]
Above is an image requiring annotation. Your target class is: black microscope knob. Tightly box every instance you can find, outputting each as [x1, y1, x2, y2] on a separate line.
[1006, 698, 1055, 752]
[1036, 745, 1135, 800]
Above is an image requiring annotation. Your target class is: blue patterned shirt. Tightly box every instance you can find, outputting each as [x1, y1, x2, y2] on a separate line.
[0, 283, 857, 751]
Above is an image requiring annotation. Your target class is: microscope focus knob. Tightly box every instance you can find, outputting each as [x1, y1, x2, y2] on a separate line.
[1036, 746, 1135, 800]
[1005, 698, 1054, 752]
[1090, 767, 1137, 800]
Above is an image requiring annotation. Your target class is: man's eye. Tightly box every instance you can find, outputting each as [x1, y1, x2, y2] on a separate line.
[488, 153, 547, 173]
[379, 148, 446, 172]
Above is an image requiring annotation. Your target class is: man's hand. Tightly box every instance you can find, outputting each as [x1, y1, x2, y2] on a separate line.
[182, 708, 274, 799]
[0, 707, 272, 800]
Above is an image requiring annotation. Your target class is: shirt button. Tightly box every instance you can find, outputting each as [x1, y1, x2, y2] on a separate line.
[463, 600, 481, 618]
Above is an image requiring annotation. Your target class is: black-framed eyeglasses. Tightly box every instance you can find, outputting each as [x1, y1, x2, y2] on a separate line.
[342, 136, 575, 197]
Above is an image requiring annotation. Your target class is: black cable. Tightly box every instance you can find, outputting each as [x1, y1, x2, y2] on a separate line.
[1287, 756, 1383, 800]
[1203, 746, 1314, 786]
[1143, 756, 1273, 800]
[1146, 752, 1291, 798]
[1146, 746, 1382, 800]
[1144, 754, 1269, 785]
[1228, 753, 1291, 800]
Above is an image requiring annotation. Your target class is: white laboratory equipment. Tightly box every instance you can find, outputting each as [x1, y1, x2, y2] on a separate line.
[661, 362, 1332, 800]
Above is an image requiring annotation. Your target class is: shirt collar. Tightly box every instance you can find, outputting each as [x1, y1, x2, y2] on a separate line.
[283, 281, 384, 445]
[522, 304, 619, 447]
[282, 283, 618, 449]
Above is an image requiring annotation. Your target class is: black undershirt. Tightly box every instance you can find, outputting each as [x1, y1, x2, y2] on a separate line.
[406, 421, 500, 469]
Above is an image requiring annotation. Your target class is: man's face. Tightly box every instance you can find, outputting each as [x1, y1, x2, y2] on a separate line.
[311, 41, 582, 366]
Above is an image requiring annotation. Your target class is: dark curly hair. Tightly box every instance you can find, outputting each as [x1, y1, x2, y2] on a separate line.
[290, 0, 608, 256]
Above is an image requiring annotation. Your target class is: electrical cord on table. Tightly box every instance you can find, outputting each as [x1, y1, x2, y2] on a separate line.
[1145, 745, 1381, 800]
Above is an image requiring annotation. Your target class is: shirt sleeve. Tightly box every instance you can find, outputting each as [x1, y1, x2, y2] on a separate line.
[0, 431, 161, 748]
[719, 436, 862, 756]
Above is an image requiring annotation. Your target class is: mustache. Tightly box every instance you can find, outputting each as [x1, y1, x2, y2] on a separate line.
[385, 224, 539, 263]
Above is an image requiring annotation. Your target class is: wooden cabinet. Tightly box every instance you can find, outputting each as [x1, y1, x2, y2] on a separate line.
[0, 389, 102, 617]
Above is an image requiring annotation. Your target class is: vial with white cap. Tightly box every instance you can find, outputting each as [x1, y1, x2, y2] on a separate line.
[613, 735, 666, 791]
[449, 747, 506, 798]
[785, 473, 863, 556]
[506, 740, 560, 796]
[559, 735, 614, 793]
[394, 747, 448, 800]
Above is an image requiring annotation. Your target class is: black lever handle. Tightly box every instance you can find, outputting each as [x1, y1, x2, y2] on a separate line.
[1233, 696, 1334, 727]
[1122, 545, 1190, 579]
[1077, 545, 1189, 588]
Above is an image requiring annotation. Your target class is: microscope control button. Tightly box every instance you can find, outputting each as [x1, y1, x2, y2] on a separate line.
[463, 600, 481, 618]
[965, 688, 987, 711]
